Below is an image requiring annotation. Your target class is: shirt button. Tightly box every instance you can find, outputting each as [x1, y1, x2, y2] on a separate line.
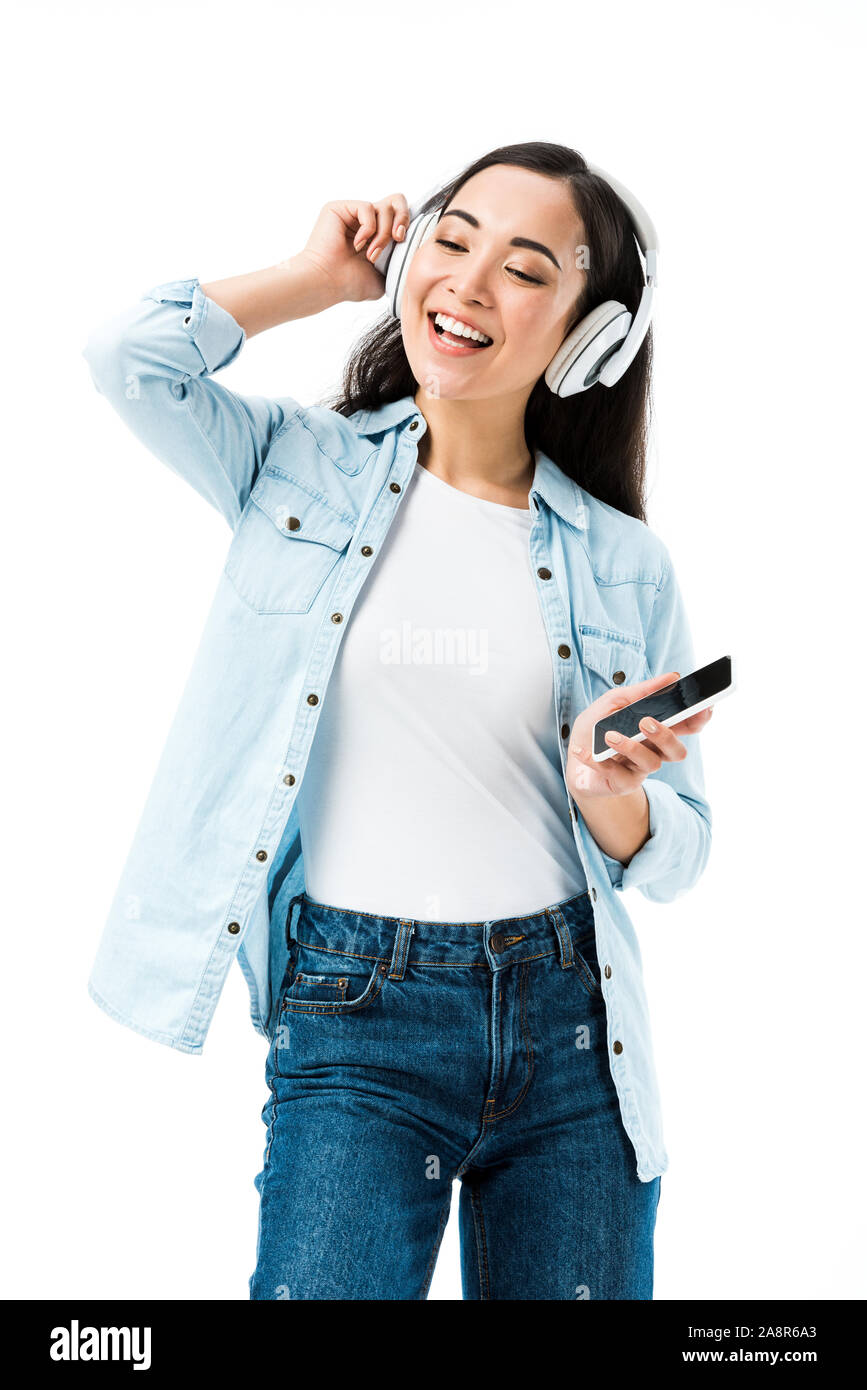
[490, 932, 506, 953]
[283, 774, 295, 786]
[360, 545, 373, 557]
[558, 644, 571, 659]
[538, 568, 552, 580]
[331, 612, 343, 624]
[612, 1040, 623, 1055]
[389, 482, 401, 493]
[255, 850, 268, 862]
[307, 694, 319, 706]
[604, 964, 612, 978]
[561, 723, 570, 739]
[612, 670, 626, 684]
[409, 419, 419, 430]
[284, 516, 301, 532]
[227, 921, 240, 935]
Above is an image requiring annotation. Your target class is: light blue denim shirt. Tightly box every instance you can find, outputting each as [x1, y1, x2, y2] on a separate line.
[82, 277, 712, 1182]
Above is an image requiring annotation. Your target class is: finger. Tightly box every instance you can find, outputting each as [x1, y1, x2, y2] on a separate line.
[635, 716, 688, 763]
[364, 199, 400, 263]
[652, 707, 713, 741]
[685, 706, 714, 732]
[605, 728, 662, 773]
[611, 669, 680, 710]
[571, 741, 635, 772]
[358, 194, 411, 262]
[385, 193, 410, 244]
[347, 202, 377, 251]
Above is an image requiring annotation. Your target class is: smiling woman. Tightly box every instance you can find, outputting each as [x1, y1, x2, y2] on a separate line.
[82, 140, 713, 1302]
[325, 144, 654, 521]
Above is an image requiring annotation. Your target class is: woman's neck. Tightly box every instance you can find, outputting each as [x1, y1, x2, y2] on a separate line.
[412, 391, 535, 509]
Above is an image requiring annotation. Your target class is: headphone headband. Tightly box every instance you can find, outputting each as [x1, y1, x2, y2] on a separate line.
[583, 161, 659, 287]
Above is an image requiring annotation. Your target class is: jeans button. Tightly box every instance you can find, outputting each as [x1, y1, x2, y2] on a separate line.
[490, 932, 506, 954]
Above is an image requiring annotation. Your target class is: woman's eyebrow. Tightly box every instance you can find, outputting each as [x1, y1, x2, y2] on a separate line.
[437, 207, 561, 271]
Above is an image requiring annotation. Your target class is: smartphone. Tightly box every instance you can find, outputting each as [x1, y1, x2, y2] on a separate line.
[592, 655, 735, 761]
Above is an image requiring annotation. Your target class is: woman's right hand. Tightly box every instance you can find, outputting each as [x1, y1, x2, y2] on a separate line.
[296, 195, 412, 304]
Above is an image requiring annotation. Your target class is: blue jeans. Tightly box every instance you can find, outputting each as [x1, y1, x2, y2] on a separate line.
[249, 889, 660, 1300]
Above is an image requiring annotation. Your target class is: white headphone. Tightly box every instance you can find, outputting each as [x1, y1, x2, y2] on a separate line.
[375, 163, 659, 396]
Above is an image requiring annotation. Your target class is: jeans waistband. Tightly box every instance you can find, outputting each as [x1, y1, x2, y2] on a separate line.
[285, 889, 594, 976]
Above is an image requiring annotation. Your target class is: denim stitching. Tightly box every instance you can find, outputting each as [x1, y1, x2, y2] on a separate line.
[295, 937, 388, 963]
[484, 962, 535, 1122]
[282, 969, 385, 1016]
[388, 920, 414, 981]
[294, 941, 560, 969]
[573, 953, 601, 997]
[550, 905, 574, 968]
[470, 1184, 491, 1300]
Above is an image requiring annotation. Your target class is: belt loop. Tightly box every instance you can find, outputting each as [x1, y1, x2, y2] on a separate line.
[388, 920, 415, 981]
[285, 891, 306, 949]
[549, 906, 574, 970]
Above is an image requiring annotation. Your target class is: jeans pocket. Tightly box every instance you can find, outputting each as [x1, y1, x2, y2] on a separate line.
[571, 931, 602, 998]
[281, 954, 386, 1017]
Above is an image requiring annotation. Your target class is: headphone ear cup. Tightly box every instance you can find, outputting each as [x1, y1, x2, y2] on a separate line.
[545, 301, 633, 396]
[383, 210, 439, 319]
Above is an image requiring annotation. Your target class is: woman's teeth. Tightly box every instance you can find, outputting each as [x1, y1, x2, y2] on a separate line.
[431, 312, 492, 347]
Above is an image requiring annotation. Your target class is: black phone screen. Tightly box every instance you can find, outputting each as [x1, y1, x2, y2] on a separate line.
[592, 656, 732, 756]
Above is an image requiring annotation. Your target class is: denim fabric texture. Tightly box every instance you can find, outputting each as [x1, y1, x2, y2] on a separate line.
[249, 890, 661, 1300]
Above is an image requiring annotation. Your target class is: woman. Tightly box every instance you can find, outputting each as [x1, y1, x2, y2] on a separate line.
[83, 141, 714, 1300]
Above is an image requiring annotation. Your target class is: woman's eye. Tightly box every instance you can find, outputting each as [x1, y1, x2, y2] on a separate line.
[435, 240, 543, 285]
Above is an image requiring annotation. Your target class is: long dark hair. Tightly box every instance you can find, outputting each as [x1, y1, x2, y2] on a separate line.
[321, 141, 654, 523]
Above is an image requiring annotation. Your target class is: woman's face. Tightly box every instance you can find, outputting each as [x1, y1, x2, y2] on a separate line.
[401, 164, 588, 404]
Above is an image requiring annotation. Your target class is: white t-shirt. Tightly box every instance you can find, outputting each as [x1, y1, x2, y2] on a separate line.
[295, 459, 587, 922]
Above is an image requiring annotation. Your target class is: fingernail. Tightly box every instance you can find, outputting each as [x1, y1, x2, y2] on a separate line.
[641, 718, 657, 732]
[607, 731, 622, 742]
[369, 245, 380, 261]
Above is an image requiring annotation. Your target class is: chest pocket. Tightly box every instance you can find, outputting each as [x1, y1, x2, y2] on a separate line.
[224, 468, 356, 615]
[579, 625, 649, 704]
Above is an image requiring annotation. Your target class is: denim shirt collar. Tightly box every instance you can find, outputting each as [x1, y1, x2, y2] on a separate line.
[352, 393, 587, 532]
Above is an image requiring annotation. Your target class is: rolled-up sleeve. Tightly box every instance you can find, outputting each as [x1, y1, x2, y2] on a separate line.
[82, 276, 300, 529]
[613, 547, 713, 903]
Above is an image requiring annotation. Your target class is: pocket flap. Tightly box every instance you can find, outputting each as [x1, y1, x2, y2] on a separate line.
[251, 469, 355, 552]
[580, 626, 648, 685]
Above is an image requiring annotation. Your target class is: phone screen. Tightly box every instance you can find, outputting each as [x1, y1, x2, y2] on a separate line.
[592, 656, 732, 757]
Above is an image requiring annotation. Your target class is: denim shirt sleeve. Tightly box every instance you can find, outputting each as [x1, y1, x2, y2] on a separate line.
[82, 277, 300, 530]
[607, 547, 713, 903]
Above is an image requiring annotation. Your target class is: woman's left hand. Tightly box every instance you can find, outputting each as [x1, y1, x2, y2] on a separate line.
[567, 669, 714, 800]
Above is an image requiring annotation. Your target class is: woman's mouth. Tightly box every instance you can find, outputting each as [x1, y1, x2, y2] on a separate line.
[426, 311, 493, 356]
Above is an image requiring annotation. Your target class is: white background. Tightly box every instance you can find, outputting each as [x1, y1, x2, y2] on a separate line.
[3, 0, 864, 1301]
